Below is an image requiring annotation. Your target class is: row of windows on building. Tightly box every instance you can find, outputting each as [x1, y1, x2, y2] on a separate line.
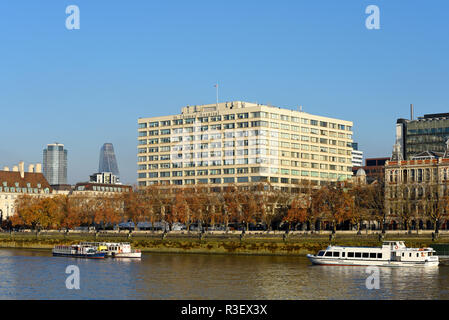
[0, 186, 50, 194]
[138, 126, 353, 139]
[138, 170, 352, 179]
[139, 162, 350, 170]
[138, 162, 351, 172]
[138, 113, 352, 130]
[386, 185, 448, 200]
[3, 181, 42, 188]
[139, 174, 351, 186]
[138, 154, 351, 165]
[139, 139, 352, 151]
[139, 146, 351, 157]
[386, 168, 446, 183]
[407, 126, 449, 135]
[75, 186, 128, 192]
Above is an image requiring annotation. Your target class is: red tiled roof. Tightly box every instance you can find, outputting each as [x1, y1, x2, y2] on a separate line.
[0, 171, 52, 192]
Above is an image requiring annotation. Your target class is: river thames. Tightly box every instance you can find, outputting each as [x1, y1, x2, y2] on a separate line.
[0, 248, 448, 299]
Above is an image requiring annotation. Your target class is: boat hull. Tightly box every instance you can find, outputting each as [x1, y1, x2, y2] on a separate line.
[111, 252, 142, 258]
[52, 252, 106, 259]
[307, 254, 439, 267]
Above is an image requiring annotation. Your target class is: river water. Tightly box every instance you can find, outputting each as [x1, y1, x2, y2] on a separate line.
[0, 248, 448, 299]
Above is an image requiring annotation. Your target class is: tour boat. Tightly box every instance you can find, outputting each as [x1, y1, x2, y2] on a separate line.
[80, 242, 142, 258]
[52, 244, 106, 259]
[307, 241, 439, 267]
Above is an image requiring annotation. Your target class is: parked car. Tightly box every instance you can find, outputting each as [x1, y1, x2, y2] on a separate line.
[172, 223, 186, 231]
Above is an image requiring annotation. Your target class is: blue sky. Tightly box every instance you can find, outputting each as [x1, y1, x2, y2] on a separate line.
[0, 1, 448, 185]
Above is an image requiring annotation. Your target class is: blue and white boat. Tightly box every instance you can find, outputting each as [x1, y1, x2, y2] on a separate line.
[52, 244, 106, 259]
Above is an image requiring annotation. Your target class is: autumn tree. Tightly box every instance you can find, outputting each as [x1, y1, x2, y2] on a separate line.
[314, 182, 354, 233]
[142, 184, 164, 232]
[351, 183, 372, 233]
[421, 182, 449, 233]
[283, 195, 307, 231]
[239, 188, 258, 231]
[188, 184, 209, 232]
[63, 195, 86, 229]
[167, 189, 188, 230]
[367, 172, 387, 232]
[223, 184, 240, 231]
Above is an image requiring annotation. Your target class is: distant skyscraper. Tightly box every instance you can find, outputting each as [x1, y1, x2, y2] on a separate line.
[43, 143, 68, 185]
[99, 143, 120, 176]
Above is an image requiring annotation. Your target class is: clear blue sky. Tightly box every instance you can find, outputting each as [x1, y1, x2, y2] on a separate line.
[0, 1, 448, 185]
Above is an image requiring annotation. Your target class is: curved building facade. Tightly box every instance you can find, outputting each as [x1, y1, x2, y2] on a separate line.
[99, 143, 120, 177]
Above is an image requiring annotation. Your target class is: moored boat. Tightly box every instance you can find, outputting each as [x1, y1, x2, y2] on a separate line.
[105, 242, 142, 258]
[80, 242, 142, 258]
[307, 241, 439, 267]
[52, 244, 106, 259]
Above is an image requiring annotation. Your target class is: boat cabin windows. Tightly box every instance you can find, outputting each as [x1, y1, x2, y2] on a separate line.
[322, 250, 385, 260]
[322, 251, 344, 257]
[345, 252, 382, 259]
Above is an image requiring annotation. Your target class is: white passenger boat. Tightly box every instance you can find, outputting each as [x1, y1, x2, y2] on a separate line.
[81, 242, 142, 258]
[105, 242, 142, 258]
[52, 244, 106, 259]
[307, 241, 439, 267]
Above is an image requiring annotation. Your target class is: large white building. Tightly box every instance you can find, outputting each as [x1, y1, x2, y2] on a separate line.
[137, 101, 354, 190]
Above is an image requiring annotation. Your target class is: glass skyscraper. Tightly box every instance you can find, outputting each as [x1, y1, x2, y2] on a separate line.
[396, 113, 449, 160]
[99, 143, 120, 176]
[43, 143, 68, 185]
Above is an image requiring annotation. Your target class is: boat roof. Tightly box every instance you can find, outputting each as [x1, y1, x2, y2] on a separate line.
[326, 245, 383, 250]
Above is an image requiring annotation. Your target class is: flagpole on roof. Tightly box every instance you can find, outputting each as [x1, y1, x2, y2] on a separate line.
[215, 82, 219, 108]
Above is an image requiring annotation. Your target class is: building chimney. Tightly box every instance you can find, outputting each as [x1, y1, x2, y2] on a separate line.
[411, 104, 414, 120]
[12, 166, 18, 172]
[28, 164, 35, 173]
[3, 166, 9, 171]
[35, 163, 42, 173]
[19, 161, 25, 178]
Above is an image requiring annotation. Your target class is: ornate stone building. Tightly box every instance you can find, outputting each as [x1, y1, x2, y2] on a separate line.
[385, 142, 449, 230]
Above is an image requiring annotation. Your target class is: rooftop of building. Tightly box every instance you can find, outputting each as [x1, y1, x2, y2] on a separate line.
[0, 170, 52, 191]
[422, 113, 449, 119]
[397, 113, 449, 124]
[139, 101, 353, 124]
